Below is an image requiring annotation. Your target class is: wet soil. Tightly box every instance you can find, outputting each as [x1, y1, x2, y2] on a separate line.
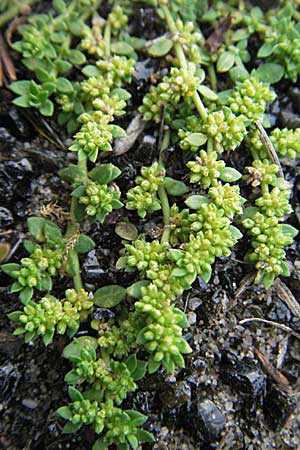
[1, 4, 300, 450]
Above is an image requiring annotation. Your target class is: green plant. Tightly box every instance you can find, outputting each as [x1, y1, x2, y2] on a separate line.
[2, 0, 300, 449]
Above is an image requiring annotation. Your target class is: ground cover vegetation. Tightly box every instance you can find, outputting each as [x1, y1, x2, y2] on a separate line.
[1, 0, 300, 449]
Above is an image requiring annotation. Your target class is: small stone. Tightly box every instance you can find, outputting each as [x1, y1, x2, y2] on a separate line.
[22, 398, 38, 409]
[195, 399, 225, 441]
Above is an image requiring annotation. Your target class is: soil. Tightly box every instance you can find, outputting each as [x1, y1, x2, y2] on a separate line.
[1, 3, 300, 450]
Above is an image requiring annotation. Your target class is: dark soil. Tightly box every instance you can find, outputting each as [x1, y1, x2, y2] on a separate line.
[1, 4, 300, 450]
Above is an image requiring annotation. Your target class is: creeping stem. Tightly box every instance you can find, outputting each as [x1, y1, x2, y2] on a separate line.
[158, 130, 171, 244]
[160, 4, 208, 121]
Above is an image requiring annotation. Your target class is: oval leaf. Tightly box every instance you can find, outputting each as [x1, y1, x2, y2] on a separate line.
[148, 37, 173, 56]
[94, 285, 126, 308]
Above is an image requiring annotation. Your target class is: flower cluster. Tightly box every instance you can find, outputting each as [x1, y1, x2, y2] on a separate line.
[139, 63, 203, 123]
[79, 180, 122, 223]
[187, 150, 225, 188]
[226, 76, 276, 124]
[126, 162, 165, 218]
[8, 289, 93, 345]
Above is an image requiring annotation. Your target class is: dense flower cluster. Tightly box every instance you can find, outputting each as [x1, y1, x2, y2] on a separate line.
[187, 150, 225, 187]
[79, 180, 122, 223]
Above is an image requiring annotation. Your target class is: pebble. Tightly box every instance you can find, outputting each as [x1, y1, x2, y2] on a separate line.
[22, 398, 38, 409]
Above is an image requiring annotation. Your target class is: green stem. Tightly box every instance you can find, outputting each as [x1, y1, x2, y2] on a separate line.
[208, 64, 217, 92]
[158, 130, 171, 243]
[104, 22, 111, 58]
[160, 4, 207, 121]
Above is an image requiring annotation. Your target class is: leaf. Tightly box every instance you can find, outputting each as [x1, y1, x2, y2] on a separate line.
[1, 263, 20, 275]
[74, 235, 95, 253]
[27, 217, 46, 241]
[40, 100, 54, 117]
[111, 42, 134, 56]
[136, 429, 155, 443]
[230, 66, 249, 84]
[228, 225, 243, 241]
[126, 280, 150, 299]
[162, 355, 175, 373]
[131, 360, 147, 381]
[127, 434, 138, 450]
[185, 195, 209, 209]
[13, 96, 31, 108]
[20, 287, 33, 305]
[200, 266, 212, 283]
[126, 410, 147, 426]
[42, 330, 54, 346]
[56, 77, 74, 93]
[82, 65, 100, 78]
[280, 224, 298, 238]
[254, 63, 284, 84]
[261, 271, 275, 290]
[148, 37, 173, 56]
[71, 185, 86, 198]
[279, 261, 290, 277]
[94, 285, 127, 308]
[66, 250, 80, 277]
[257, 43, 273, 58]
[7, 311, 22, 321]
[217, 51, 235, 72]
[59, 165, 85, 182]
[92, 439, 108, 450]
[10, 80, 30, 95]
[68, 49, 86, 65]
[40, 273, 52, 291]
[198, 85, 218, 101]
[89, 164, 121, 184]
[111, 88, 131, 101]
[163, 177, 189, 196]
[110, 124, 126, 139]
[56, 406, 72, 420]
[242, 206, 259, 219]
[68, 386, 84, 402]
[173, 308, 190, 328]
[171, 267, 187, 277]
[220, 167, 242, 182]
[64, 369, 84, 384]
[63, 336, 98, 360]
[62, 422, 82, 434]
[115, 222, 138, 241]
[10, 282, 23, 292]
[56, 59, 72, 73]
[185, 132, 207, 147]
[148, 359, 160, 374]
[126, 354, 137, 373]
[44, 222, 62, 244]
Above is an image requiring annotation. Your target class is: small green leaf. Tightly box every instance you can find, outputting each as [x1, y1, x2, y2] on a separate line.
[94, 285, 127, 308]
[163, 177, 189, 196]
[171, 267, 187, 277]
[82, 65, 100, 77]
[279, 261, 290, 277]
[53, 0, 67, 13]
[200, 267, 212, 283]
[115, 222, 138, 241]
[74, 235, 95, 253]
[64, 369, 84, 384]
[228, 225, 243, 241]
[198, 85, 218, 101]
[185, 132, 207, 147]
[20, 287, 33, 304]
[111, 42, 134, 55]
[59, 164, 85, 182]
[110, 124, 126, 138]
[280, 224, 298, 238]
[89, 164, 121, 184]
[126, 280, 150, 298]
[10, 80, 30, 95]
[23, 240, 35, 254]
[173, 308, 189, 328]
[40, 100, 54, 117]
[127, 434, 138, 450]
[242, 206, 259, 219]
[63, 336, 98, 360]
[10, 282, 23, 292]
[40, 274, 52, 291]
[92, 439, 108, 450]
[42, 330, 54, 346]
[56, 406, 72, 420]
[185, 195, 209, 209]
[220, 167, 242, 182]
[71, 185, 86, 198]
[68, 49, 86, 65]
[131, 360, 147, 381]
[261, 271, 275, 289]
[27, 217, 46, 241]
[254, 63, 284, 84]
[13, 96, 31, 108]
[111, 88, 131, 101]
[148, 37, 173, 56]
[44, 222, 62, 243]
[217, 51, 235, 73]
[62, 422, 82, 434]
[126, 354, 137, 373]
[7, 311, 22, 321]
[148, 359, 160, 374]
[257, 43, 273, 58]
[56, 77, 74, 93]
[229, 65, 249, 82]
[68, 386, 83, 402]
[136, 429, 155, 443]
[1, 263, 21, 275]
